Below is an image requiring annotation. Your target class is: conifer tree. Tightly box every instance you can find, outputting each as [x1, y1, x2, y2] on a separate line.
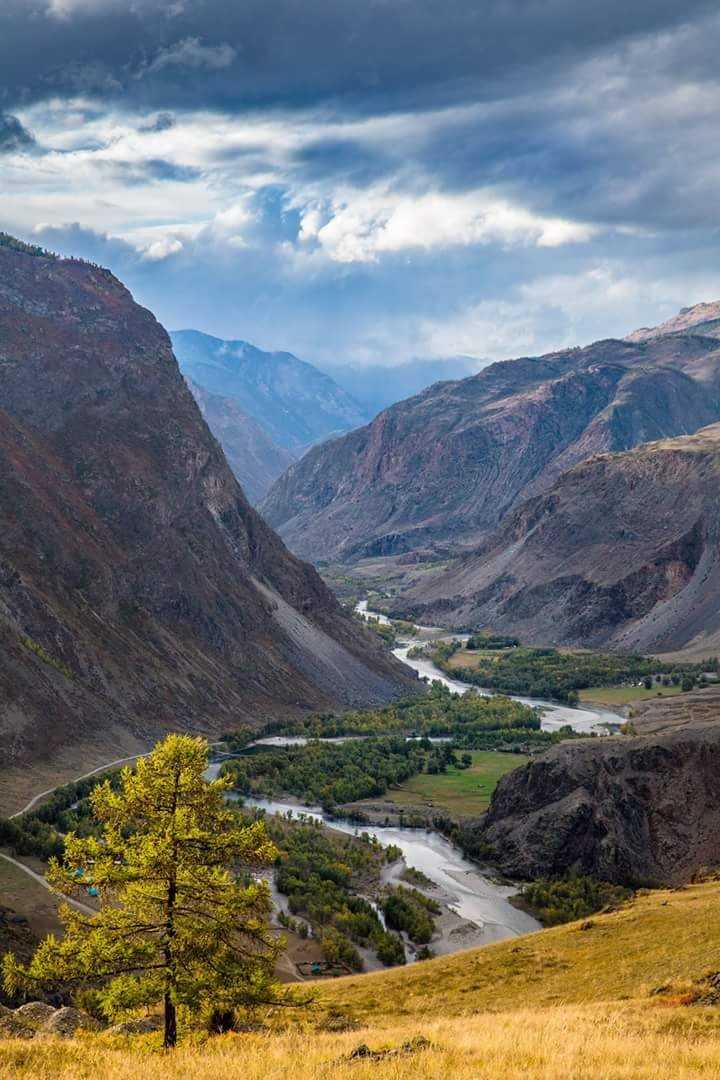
[3, 734, 282, 1047]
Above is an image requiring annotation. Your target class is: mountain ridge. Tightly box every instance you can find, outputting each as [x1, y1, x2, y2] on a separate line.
[0, 241, 413, 805]
[262, 314, 720, 563]
[171, 329, 370, 451]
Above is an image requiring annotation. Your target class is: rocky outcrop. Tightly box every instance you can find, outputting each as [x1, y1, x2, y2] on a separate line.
[481, 721, 720, 886]
[262, 311, 720, 563]
[171, 329, 369, 451]
[0, 238, 414, 800]
[395, 423, 720, 652]
[187, 379, 295, 503]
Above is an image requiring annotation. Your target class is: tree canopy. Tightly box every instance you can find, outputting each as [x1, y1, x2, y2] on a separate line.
[3, 734, 283, 1047]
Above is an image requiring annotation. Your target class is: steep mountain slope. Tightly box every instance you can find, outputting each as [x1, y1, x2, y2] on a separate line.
[395, 423, 720, 651]
[0, 239, 413, 801]
[171, 329, 369, 451]
[187, 379, 295, 503]
[262, 321, 720, 563]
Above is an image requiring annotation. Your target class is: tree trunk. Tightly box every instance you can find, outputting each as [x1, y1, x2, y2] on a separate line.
[164, 990, 177, 1049]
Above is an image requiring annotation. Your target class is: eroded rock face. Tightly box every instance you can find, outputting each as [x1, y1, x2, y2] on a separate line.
[480, 723, 720, 886]
[262, 316, 720, 563]
[395, 423, 720, 652]
[0, 240, 414, 786]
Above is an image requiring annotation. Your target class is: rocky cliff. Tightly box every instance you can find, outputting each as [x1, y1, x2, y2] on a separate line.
[262, 313, 720, 563]
[187, 379, 295, 504]
[0, 238, 413, 803]
[395, 423, 720, 653]
[481, 719, 720, 886]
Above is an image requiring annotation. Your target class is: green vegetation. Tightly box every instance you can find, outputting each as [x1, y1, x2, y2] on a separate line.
[2, 736, 282, 1049]
[269, 684, 544, 745]
[226, 738, 428, 811]
[430, 641, 716, 704]
[0, 772, 126, 860]
[381, 886, 440, 945]
[518, 876, 633, 926]
[0, 233, 56, 259]
[19, 636, 74, 681]
[466, 633, 520, 650]
[387, 750, 529, 816]
[266, 816, 407, 970]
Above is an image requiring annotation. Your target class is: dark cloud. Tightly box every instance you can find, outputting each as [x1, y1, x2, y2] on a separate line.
[0, 1, 716, 114]
[0, 111, 35, 152]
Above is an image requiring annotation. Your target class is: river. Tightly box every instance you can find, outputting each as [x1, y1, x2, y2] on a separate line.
[356, 599, 624, 735]
[240, 795, 539, 947]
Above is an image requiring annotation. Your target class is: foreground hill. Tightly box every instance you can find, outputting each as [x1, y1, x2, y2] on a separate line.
[262, 309, 720, 563]
[171, 329, 369, 451]
[4, 881, 720, 1076]
[396, 423, 720, 652]
[187, 379, 295, 503]
[0, 238, 412, 810]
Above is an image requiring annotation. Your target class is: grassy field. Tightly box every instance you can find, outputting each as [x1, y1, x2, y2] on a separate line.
[319, 880, 720, 1022]
[385, 750, 528, 815]
[0, 857, 62, 942]
[4, 883, 720, 1076]
[444, 649, 504, 670]
[2, 1003, 720, 1078]
[579, 685, 683, 704]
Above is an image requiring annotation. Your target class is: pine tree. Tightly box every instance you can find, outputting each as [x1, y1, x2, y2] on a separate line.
[3, 734, 282, 1047]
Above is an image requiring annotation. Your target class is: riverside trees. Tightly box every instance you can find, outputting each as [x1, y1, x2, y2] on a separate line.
[2, 735, 282, 1048]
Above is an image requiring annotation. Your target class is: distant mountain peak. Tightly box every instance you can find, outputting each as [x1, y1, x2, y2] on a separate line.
[626, 300, 720, 343]
[171, 329, 370, 451]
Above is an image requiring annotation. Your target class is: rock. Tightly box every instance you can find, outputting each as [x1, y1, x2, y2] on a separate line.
[0, 239, 414, 785]
[15, 1002, 57, 1026]
[480, 723, 720, 886]
[40, 1007, 101, 1037]
[105, 1016, 162, 1036]
[262, 306, 720, 568]
[0, 1013, 35, 1039]
[396, 421, 720, 651]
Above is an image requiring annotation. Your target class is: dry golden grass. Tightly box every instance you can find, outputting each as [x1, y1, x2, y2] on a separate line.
[2, 1004, 720, 1079]
[318, 881, 720, 1022]
[3, 882, 720, 1077]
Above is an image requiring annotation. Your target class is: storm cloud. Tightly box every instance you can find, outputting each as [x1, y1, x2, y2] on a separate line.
[0, 1, 719, 369]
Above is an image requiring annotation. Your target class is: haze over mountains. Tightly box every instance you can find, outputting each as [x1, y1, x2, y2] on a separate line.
[171, 329, 371, 452]
[0, 237, 412, 805]
[188, 379, 296, 504]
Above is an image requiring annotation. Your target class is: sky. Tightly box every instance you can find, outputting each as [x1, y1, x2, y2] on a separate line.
[1, 0, 720, 371]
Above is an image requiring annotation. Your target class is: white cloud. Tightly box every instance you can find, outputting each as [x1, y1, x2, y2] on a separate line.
[142, 235, 184, 261]
[416, 264, 720, 362]
[300, 187, 597, 264]
[141, 38, 237, 76]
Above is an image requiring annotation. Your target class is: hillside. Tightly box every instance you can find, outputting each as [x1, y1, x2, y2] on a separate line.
[171, 329, 369, 451]
[187, 379, 295, 503]
[0, 240, 413, 811]
[395, 423, 720, 652]
[262, 310, 720, 563]
[4, 882, 720, 1076]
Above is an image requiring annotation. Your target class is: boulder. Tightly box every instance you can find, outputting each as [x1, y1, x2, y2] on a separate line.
[40, 1006, 100, 1037]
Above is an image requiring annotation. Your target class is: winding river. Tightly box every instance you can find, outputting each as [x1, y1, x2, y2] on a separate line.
[204, 603, 625, 957]
[239, 795, 539, 946]
[356, 599, 625, 735]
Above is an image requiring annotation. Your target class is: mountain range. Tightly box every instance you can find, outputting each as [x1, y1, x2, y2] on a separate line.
[0, 237, 412, 808]
[262, 301, 720, 571]
[171, 329, 371, 452]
